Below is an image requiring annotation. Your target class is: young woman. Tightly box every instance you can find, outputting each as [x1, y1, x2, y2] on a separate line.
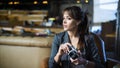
[49, 6, 104, 68]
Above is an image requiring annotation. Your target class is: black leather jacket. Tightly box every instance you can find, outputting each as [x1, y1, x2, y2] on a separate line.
[49, 31, 104, 68]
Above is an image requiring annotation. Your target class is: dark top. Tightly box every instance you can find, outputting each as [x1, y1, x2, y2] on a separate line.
[49, 31, 104, 68]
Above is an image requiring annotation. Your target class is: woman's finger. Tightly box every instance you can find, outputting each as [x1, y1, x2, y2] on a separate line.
[66, 43, 72, 46]
[77, 50, 82, 56]
[70, 58, 79, 65]
[60, 44, 69, 53]
[65, 43, 72, 52]
[70, 58, 77, 62]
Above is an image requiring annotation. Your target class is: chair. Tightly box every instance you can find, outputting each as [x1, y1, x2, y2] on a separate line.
[40, 57, 49, 68]
[40, 32, 107, 68]
[90, 32, 107, 65]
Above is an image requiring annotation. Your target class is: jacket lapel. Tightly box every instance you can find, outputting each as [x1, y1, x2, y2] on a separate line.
[63, 32, 70, 43]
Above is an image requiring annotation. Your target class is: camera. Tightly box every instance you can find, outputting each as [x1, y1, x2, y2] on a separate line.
[68, 45, 79, 59]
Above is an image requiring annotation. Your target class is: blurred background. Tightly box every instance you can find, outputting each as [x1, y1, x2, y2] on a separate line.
[0, 0, 120, 68]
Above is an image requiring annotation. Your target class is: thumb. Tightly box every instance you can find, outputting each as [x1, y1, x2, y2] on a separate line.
[77, 50, 82, 56]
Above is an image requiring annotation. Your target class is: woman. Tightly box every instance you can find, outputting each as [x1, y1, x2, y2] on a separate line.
[49, 6, 104, 68]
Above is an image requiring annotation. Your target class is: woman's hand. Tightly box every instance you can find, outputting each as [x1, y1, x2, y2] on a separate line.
[70, 50, 87, 65]
[57, 43, 71, 56]
[54, 43, 71, 63]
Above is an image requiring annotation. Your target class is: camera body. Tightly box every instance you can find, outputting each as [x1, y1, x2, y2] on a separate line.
[68, 45, 79, 59]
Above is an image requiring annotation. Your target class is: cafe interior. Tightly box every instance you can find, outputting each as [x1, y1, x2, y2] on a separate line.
[0, 0, 120, 68]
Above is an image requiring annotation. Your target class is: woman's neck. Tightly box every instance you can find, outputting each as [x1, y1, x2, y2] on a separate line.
[67, 28, 79, 38]
[67, 30, 79, 49]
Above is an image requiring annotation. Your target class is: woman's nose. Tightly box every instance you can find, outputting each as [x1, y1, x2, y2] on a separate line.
[63, 19, 66, 24]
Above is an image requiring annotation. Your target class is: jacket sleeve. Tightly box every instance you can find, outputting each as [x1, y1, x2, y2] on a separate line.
[49, 34, 61, 68]
[88, 36, 105, 68]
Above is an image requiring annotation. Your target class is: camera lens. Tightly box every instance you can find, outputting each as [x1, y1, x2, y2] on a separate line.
[69, 50, 78, 59]
[67, 45, 72, 50]
[68, 45, 79, 59]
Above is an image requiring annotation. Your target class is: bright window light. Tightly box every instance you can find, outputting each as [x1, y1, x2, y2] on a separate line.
[100, 0, 119, 10]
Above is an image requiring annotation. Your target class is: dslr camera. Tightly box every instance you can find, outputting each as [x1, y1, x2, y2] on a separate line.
[68, 45, 79, 59]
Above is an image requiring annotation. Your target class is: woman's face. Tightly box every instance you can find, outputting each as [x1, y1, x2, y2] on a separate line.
[63, 11, 79, 31]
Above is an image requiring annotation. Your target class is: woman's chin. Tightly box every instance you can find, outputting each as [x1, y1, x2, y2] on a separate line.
[63, 28, 67, 31]
[63, 29, 67, 31]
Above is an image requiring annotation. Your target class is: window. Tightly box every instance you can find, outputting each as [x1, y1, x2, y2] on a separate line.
[94, 0, 119, 23]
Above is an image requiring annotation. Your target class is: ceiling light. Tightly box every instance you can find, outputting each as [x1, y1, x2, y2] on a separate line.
[34, 1, 38, 4]
[77, 0, 80, 3]
[85, 0, 89, 3]
[14, 2, 20, 4]
[8, 2, 13, 5]
[42, 1, 48, 4]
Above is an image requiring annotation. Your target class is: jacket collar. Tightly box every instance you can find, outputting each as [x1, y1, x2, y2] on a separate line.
[63, 31, 89, 44]
[63, 31, 70, 43]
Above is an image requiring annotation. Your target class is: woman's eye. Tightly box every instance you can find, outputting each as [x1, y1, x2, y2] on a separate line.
[68, 18, 71, 20]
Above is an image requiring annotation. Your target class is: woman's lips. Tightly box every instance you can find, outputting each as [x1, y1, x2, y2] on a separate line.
[63, 25, 67, 28]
